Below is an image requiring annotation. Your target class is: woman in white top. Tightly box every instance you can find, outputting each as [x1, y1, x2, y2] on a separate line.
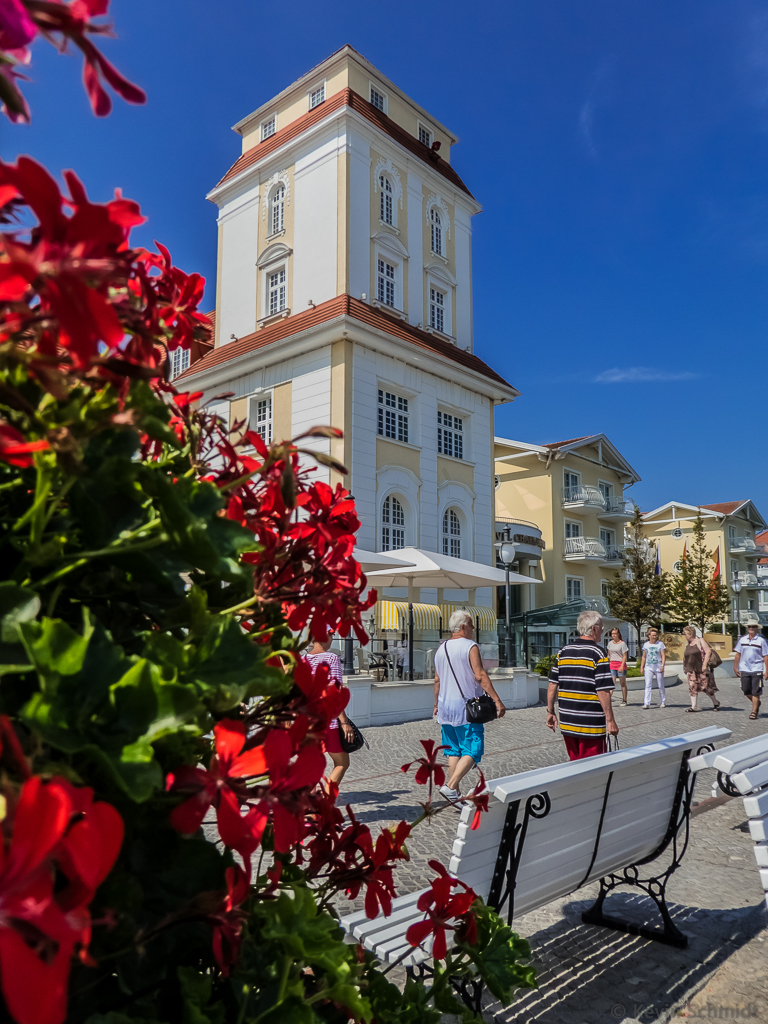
[305, 634, 355, 786]
[640, 628, 666, 709]
[432, 610, 507, 799]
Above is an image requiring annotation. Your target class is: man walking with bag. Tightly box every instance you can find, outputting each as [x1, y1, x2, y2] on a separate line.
[433, 610, 507, 799]
[546, 610, 618, 760]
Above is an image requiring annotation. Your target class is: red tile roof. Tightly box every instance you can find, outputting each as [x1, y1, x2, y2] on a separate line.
[216, 89, 474, 198]
[542, 435, 594, 449]
[178, 294, 514, 389]
[699, 501, 748, 515]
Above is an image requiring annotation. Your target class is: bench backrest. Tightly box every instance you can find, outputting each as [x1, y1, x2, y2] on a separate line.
[450, 726, 731, 919]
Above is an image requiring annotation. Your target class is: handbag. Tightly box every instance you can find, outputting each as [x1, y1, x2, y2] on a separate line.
[699, 639, 722, 670]
[607, 734, 620, 752]
[339, 719, 368, 753]
[443, 643, 498, 724]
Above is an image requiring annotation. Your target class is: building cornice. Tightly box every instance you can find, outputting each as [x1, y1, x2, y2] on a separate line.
[177, 295, 517, 403]
[210, 89, 475, 204]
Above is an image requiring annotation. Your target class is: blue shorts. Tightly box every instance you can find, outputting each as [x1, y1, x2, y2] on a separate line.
[610, 668, 625, 679]
[441, 723, 484, 765]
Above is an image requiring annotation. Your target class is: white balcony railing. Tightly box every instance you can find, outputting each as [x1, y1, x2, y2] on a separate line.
[564, 537, 606, 559]
[601, 544, 626, 564]
[729, 537, 757, 553]
[733, 572, 759, 587]
[601, 497, 634, 517]
[562, 485, 606, 508]
[734, 610, 760, 624]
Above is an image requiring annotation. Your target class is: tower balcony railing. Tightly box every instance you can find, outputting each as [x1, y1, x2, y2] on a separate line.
[600, 544, 626, 566]
[597, 497, 635, 520]
[561, 485, 606, 509]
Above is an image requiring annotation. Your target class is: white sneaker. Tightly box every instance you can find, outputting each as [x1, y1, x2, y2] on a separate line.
[642, 704, 650, 709]
[439, 785, 460, 801]
[660, 703, 666, 709]
[620, 700, 627, 707]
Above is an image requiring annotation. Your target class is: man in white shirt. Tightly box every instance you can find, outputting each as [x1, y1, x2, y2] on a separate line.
[733, 619, 768, 719]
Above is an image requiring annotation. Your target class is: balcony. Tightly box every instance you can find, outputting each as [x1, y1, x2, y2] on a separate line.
[597, 497, 634, 521]
[561, 485, 606, 510]
[599, 544, 626, 567]
[729, 537, 760, 557]
[734, 571, 768, 589]
[733, 610, 761, 624]
[564, 537, 606, 562]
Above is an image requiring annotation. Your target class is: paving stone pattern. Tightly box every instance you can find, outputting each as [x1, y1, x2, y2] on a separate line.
[335, 672, 768, 1023]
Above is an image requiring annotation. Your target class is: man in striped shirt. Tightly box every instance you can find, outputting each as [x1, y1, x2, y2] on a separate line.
[546, 610, 619, 760]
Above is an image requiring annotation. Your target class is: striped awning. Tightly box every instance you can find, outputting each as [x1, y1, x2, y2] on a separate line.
[441, 604, 497, 632]
[376, 601, 442, 632]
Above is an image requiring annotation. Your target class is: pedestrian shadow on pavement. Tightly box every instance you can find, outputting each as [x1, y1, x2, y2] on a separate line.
[340, 788, 422, 823]
[487, 893, 766, 1024]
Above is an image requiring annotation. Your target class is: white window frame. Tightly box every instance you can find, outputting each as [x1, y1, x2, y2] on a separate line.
[379, 173, 395, 226]
[267, 265, 287, 316]
[369, 83, 387, 113]
[169, 346, 190, 379]
[308, 80, 326, 110]
[248, 391, 273, 445]
[564, 520, 582, 539]
[376, 255, 399, 309]
[429, 284, 447, 334]
[268, 184, 285, 237]
[377, 388, 409, 444]
[261, 114, 276, 141]
[442, 507, 462, 558]
[598, 480, 614, 500]
[566, 576, 584, 602]
[418, 121, 433, 147]
[563, 469, 581, 490]
[430, 206, 444, 256]
[601, 579, 610, 599]
[599, 527, 615, 548]
[381, 494, 406, 551]
[437, 409, 463, 460]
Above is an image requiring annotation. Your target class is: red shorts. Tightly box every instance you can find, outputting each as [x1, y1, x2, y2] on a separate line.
[324, 725, 343, 754]
[563, 734, 607, 761]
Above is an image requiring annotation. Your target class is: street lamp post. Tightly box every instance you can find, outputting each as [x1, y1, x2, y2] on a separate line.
[499, 527, 517, 669]
[731, 578, 743, 638]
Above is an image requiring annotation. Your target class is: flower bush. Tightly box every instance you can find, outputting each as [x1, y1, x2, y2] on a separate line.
[0, 6, 538, 1024]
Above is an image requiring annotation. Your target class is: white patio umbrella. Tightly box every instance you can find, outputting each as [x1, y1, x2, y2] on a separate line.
[365, 547, 539, 678]
[352, 548, 419, 573]
[364, 547, 536, 590]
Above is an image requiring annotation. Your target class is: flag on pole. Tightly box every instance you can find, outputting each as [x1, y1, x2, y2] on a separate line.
[709, 545, 721, 599]
[654, 548, 661, 576]
[711, 546, 720, 579]
[682, 541, 687, 562]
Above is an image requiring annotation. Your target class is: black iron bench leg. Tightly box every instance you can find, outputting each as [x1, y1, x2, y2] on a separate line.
[405, 963, 485, 1015]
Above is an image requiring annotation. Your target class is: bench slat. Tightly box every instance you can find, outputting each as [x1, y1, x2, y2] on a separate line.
[704, 735, 768, 775]
[749, 814, 768, 842]
[754, 841, 768, 868]
[731, 761, 768, 795]
[349, 892, 428, 942]
[743, 789, 768, 818]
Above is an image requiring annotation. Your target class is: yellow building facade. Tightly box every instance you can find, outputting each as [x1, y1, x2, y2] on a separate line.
[494, 434, 641, 614]
[642, 500, 768, 625]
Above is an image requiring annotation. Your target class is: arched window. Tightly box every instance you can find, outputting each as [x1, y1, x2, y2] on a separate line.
[270, 184, 285, 235]
[430, 207, 443, 255]
[442, 508, 461, 558]
[380, 175, 393, 225]
[382, 495, 405, 551]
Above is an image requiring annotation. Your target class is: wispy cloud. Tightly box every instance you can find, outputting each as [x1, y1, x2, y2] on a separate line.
[578, 58, 616, 161]
[594, 367, 698, 384]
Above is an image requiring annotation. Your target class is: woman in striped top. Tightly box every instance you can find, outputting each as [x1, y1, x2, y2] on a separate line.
[305, 634, 355, 786]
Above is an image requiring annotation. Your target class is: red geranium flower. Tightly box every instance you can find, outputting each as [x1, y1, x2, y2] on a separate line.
[405, 860, 478, 959]
[167, 719, 268, 862]
[208, 865, 250, 977]
[401, 739, 447, 789]
[0, 423, 49, 467]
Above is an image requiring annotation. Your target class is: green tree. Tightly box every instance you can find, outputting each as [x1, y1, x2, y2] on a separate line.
[606, 505, 667, 649]
[666, 513, 729, 632]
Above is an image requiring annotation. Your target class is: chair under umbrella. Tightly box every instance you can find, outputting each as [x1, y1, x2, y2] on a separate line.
[365, 548, 539, 679]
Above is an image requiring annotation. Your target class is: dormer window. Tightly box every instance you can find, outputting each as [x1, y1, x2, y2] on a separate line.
[270, 184, 285, 235]
[370, 85, 386, 112]
[261, 115, 276, 141]
[308, 82, 325, 109]
[418, 123, 433, 147]
[169, 346, 190, 379]
[380, 175, 393, 225]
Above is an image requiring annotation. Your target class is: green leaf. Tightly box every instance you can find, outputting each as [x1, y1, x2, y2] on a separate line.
[0, 583, 40, 643]
[456, 903, 537, 1004]
[20, 613, 94, 684]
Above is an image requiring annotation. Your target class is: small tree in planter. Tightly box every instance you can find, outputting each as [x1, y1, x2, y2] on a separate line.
[0, 7, 536, 1024]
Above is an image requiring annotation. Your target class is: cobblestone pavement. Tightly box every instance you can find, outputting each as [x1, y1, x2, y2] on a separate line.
[334, 672, 768, 1023]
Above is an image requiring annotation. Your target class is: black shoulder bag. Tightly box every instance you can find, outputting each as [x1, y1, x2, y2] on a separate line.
[443, 642, 498, 724]
[339, 719, 368, 753]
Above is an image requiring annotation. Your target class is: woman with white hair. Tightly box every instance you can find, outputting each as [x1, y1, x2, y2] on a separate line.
[433, 609, 507, 800]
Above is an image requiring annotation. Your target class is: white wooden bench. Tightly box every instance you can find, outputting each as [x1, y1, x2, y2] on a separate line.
[689, 732, 768, 912]
[340, 725, 731, 1006]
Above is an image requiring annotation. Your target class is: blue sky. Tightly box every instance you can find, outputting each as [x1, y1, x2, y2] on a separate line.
[3, 0, 768, 519]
